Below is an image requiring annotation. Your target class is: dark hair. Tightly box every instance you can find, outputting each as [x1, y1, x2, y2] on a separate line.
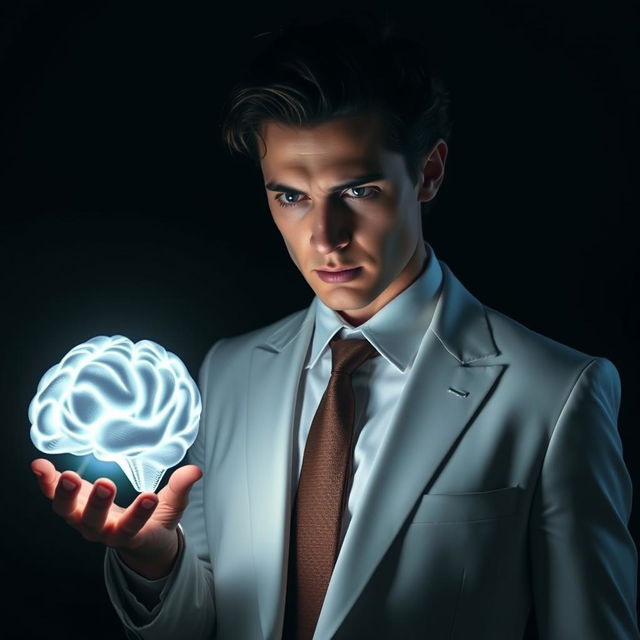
[220, 13, 453, 188]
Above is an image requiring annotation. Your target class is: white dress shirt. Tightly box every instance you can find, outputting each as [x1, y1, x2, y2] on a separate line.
[107, 239, 443, 621]
[294, 240, 443, 546]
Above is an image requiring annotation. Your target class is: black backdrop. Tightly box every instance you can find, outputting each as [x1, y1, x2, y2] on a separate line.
[1, 1, 638, 638]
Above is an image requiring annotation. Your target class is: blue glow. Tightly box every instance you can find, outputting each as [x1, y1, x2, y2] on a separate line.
[29, 335, 202, 493]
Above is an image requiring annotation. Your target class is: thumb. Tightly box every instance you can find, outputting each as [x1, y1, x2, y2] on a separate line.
[159, 464, 203, 512]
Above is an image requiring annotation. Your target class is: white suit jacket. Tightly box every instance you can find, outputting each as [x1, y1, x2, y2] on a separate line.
[105, 257, 639, 639]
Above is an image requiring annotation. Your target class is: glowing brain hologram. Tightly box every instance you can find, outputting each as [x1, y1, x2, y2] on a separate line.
[28, 335, 202, 493]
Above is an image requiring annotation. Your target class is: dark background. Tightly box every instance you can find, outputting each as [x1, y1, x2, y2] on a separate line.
[1, 0, 638, 638]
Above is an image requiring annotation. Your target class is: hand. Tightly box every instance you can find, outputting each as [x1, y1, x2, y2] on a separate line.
[31, 458, 203, 578]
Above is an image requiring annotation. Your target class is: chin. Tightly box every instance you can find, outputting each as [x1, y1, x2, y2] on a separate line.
[323, 291, 374, 310]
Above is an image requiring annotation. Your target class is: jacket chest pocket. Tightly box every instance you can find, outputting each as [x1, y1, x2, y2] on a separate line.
[409, 484, 525, 524]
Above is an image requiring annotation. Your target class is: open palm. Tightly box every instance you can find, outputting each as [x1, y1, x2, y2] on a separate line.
[31, 457, 202, 576]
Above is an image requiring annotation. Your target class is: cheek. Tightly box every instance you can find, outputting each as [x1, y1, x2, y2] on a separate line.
[354, 203, 401, 245]
[284, 240, 300, 268]
[269, 206, 289, 239]
[275, 223, 302, 269]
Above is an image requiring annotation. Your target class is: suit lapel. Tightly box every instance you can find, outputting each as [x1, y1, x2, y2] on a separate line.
[246, 304, 316, 639]
[246, 260, 506, 640]
[313, 261, 506, 638]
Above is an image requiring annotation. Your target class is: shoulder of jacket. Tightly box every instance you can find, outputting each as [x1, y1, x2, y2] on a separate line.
[483, 304, 602, 372]
[201, 305, 310, 366]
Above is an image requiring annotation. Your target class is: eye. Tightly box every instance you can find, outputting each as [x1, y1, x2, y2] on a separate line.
[273, 185, 380, 209]
[345, 186, 378, 199]
[275, 192, 306, 208]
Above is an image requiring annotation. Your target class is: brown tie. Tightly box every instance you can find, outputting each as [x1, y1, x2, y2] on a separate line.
[282, 335, 380, 640]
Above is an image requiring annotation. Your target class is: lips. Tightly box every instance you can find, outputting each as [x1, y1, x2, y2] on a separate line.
[315, 266, 363, 283]
[316, 266, 359, 272]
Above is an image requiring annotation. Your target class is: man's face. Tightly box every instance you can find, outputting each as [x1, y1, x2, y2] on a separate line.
[258, 111, 447, 326]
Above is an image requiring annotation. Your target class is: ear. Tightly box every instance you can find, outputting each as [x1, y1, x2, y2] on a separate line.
[417, 139, 448, 202]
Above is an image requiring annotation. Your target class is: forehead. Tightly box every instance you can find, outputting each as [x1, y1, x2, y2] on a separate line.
[257, 112, 393, 175]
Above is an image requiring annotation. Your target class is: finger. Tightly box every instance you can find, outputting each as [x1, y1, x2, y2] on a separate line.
[31, 458, 61, 500]
[80, 478, 117, 533]
[52, 470, 82, 520]
[158, 464, 203, 511]
[116, 493, 159, 541]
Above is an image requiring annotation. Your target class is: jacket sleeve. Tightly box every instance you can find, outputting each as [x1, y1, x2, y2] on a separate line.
[103, 339, 226, 640]
[528, 356, 639, 639]
[104, 540, 174, 623]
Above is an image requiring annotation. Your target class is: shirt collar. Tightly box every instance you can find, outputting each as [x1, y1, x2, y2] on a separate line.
[306, 240, 443, 373]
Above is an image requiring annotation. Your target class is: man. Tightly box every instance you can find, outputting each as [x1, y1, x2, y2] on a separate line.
[31, 14, 639, 640]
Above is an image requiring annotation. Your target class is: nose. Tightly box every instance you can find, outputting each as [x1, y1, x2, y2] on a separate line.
[310, 196, 352, 254]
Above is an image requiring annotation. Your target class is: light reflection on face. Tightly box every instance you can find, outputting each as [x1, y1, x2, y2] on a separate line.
[258, 111, 446, 327]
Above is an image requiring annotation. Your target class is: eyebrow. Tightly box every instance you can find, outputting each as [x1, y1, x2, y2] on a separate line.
[264, 172, 385, 194]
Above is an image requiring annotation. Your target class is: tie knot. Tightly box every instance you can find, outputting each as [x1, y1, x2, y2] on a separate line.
[329, 336, 379, 376]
